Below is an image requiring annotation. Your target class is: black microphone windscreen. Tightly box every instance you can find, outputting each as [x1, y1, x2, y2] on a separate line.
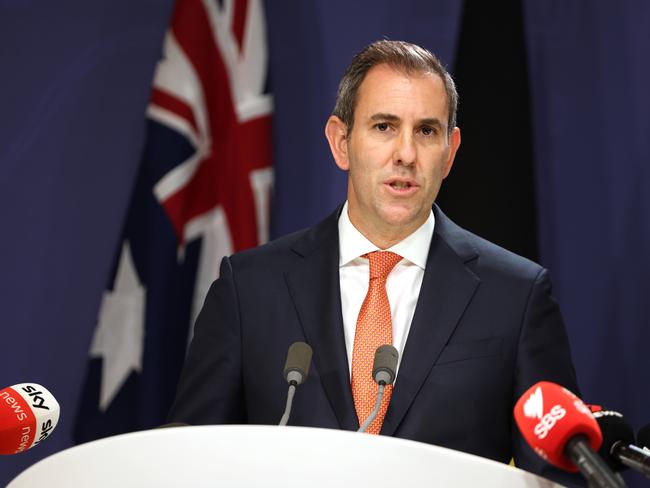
[372, 344, 398, 385]
[283, 342, 313, 384]
[638, 424, 650, 449]
[593, 410, 636, 471]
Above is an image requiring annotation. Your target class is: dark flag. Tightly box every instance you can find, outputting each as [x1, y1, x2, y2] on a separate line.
[74, 0, 273, 441]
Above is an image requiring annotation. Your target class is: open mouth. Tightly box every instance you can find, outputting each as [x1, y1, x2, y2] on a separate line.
[386, 179, 417, 192]
[390, 181, 412, 190]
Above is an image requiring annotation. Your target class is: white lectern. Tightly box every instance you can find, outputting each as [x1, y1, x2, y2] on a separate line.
[8, 425, 564, 487]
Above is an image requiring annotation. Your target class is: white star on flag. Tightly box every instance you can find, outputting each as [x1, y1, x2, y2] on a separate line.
[90, 241, 146, 411]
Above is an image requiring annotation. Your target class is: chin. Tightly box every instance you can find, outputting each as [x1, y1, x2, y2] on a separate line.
[379, 208, 421, 229]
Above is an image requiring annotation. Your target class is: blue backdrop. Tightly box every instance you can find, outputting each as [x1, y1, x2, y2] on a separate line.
[1, 1, 647, 485]
[524, 0, 650, 449]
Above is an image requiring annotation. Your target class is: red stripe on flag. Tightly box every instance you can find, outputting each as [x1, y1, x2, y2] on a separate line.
[231, 0, 249, 53]
[162, 115, 272, 249]
[238, 115, 273, 171]
[150, 88, 200, 136]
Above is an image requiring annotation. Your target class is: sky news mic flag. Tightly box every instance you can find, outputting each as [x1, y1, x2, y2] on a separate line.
[74, 0, 273, 442]
[0, 384, 60, 455]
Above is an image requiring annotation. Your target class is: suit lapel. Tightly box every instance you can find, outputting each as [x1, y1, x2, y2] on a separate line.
[381, 207, 481, 436]
[284, 208, 358, 431]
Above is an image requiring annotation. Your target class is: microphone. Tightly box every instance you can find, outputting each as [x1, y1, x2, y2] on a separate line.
[638, 424, 650, 450]
[358, 345, 398, 433]
[589, 406, 650, 478]
[278, 341, 312, 426]
[514, 382, 625, 488]
[0, 383, 60, 455]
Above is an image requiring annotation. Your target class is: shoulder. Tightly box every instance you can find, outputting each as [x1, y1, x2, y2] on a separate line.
[228, 227, 309, 269]
[227, 206, 341, 273]
[433, 205, 546, 283]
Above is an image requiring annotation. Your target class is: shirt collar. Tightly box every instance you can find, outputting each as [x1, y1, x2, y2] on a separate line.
[338, 201, 435, 269]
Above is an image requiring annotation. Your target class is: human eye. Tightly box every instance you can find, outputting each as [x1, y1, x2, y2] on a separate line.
[374, 122, 390, 132]
[419, 125, 438, 137]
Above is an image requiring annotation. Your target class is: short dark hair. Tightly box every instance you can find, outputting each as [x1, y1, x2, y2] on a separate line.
[332, 40, 458, 135]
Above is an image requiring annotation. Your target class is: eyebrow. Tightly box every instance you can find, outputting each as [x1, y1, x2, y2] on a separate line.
[370, 113, 401, 122]
[369, 113, 446, 130]
[419, 118, 445, 130]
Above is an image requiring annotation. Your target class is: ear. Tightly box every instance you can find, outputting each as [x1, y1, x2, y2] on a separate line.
[442, 126, 461, 178]
[325, 115, 350, 171]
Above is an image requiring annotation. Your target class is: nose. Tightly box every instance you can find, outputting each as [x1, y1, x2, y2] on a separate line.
[394, 130, 416, 166]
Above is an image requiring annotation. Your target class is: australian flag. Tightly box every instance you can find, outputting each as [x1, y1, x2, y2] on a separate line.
[74, 0, 273, 441]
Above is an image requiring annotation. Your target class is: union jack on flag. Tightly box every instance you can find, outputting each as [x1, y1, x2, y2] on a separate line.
[74, 0, 273, 441]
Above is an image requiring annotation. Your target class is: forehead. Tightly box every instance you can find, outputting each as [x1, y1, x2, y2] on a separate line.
[354, 64, 448, 123]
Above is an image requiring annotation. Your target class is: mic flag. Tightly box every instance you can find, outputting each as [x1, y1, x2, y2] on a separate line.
[0, 383, 60, 455]
[514, 381, 602, 472]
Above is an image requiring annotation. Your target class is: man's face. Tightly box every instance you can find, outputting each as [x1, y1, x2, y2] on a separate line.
[326, 64, 460, 248]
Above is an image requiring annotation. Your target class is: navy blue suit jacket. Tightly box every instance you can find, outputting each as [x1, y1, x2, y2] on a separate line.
[169, 205, 580, 482]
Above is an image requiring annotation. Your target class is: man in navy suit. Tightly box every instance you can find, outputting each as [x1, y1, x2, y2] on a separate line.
[169, 40, 579, 482]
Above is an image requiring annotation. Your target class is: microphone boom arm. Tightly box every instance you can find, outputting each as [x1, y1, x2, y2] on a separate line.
[358, 383, 386, 433]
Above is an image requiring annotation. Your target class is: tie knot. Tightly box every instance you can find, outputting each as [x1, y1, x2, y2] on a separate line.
[364, 251, 402, 280]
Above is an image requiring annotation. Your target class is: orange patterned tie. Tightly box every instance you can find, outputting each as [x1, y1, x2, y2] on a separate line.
[351, 251, 403, 434]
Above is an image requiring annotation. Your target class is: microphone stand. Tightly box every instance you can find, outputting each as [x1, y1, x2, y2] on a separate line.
[358, 383, 386, 433]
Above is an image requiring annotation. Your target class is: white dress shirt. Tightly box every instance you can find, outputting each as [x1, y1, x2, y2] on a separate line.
[338, 201, 435, 379]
